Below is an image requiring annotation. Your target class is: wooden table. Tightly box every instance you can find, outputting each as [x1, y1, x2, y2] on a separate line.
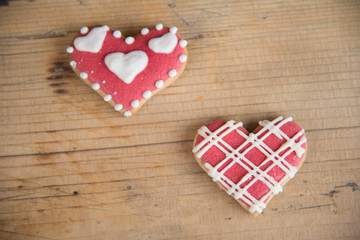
[1, 1, 359, 239]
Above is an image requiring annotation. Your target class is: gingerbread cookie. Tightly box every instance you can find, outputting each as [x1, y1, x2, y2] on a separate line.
[192, 116, 307, 216]
[66, 24, 188, 117]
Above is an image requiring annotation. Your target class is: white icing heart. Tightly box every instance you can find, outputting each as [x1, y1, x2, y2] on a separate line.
[74, 25, 109, 53]
[148, 32, 178, 54]
[104, 51, 148, 84]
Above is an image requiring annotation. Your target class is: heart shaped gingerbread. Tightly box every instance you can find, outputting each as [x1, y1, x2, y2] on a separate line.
[66, 24, 188, 117]
[192, 116, 307, 216]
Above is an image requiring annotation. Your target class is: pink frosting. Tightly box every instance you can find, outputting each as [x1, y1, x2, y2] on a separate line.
[194, 119, 306, 207]
[71, 27, 186, 110]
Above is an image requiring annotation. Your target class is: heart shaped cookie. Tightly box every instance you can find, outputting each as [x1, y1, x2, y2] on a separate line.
[66, 24, 188, 117]
[192, 116, 307, 216]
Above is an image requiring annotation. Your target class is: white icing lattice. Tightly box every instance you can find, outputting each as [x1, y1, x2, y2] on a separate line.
[192, 116, 306, 214]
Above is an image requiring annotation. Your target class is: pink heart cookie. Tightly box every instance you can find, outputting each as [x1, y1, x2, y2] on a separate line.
[66, 23, 188, 117]
[192, 116, 307, 216]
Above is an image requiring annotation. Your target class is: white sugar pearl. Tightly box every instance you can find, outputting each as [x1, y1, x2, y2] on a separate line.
[69, 61, 76, 68]
[170, 26, 178, 34]
[141, 28, 149, 35]
[114, 104, 123, 111]
[80, 72, 88, 79]
[66, 46, 74, 53]
[80, 26, 89, 34]
[113, 30, 121, 38]
[155, 80, 164, 88]
[179, 39, 188, 48]
[168, 69, 177, 77]
[179, 54, 187, 63]
[143, 90, 151, 99]
[104, 94, 112, 101]
[156, 23, 163, 30]
[92, 83, 100, 90]
[124, 110, 132, 117]
[125, 36, 135, 44]
[131, 100, 139, 108]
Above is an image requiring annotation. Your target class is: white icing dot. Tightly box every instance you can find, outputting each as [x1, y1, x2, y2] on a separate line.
[102, 80, 106, 84]
[131, 100, 140, 108]
[66, 46, 74, 53]
[90, 70, 94, 73]
[125, 37, 135, 44]
[168, 69, 177, 77]
[179, 39, 188, 48]
[104, 94, 112, 102]
[156, 23, 163, 30]
[114, 104, 123, 111]
[179, 54, 187, 62]
[113, 30, 121, 38]
[80, 26, 89, 34]
[143, 90, 151, 99]
[113, 91, 117, 95]
[141, 28, 149, 35]
[170, 26, 178, 34]
[92, 83, 100, 90]
[124, 110, 132, 117]
[80, 72, 88, 79]
[69, 61, 76, 68]
[155, 80, 164, 88]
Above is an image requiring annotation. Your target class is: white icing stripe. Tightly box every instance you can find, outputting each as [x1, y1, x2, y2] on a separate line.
[74, 25, 109, 53]
[193, 120, 242, 157]
[193, 117, 306, 214]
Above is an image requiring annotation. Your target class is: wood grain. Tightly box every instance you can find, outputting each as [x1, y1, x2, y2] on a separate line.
[0, 0, 359, 239]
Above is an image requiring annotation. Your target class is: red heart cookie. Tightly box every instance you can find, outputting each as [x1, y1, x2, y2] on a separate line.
[66, 24, 188, 117]
[192, 116, 307, 216]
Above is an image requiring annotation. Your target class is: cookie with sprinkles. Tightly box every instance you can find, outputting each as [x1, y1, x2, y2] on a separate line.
[67, 24, 188, 117]
[192, 116, 307, 216]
